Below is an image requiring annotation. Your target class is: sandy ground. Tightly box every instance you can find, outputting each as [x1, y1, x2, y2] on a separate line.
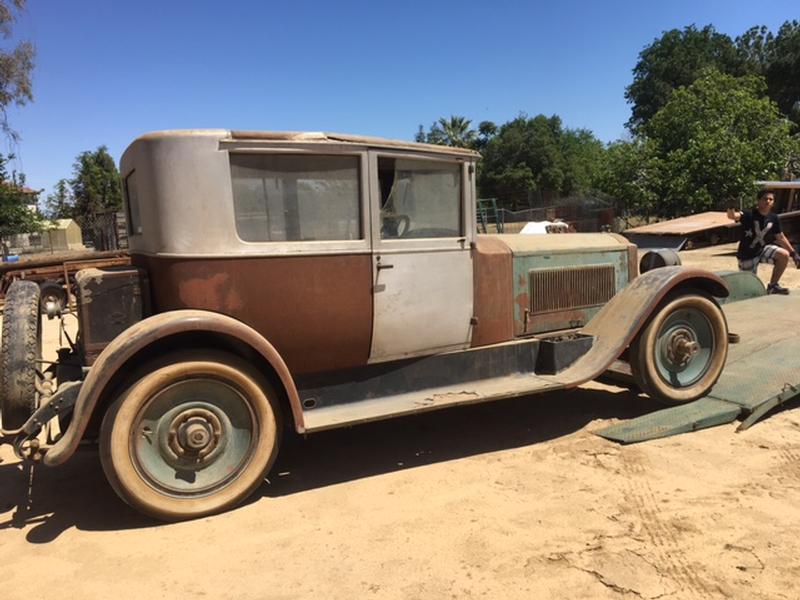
[2, 243, 800, 599]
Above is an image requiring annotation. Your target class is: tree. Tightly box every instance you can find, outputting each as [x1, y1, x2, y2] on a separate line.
[763, 21, 800, 125]
[70, 146, 122, 250]
[594, 139, 661, 220]
[736, 25, 773, 70]
[0, 1, 34, 139]
[640, 69, 798, 217]
[0, 152, 41, 255]
[736, 21, 800, 126]
[473, 120, 497, 151]
[437, 115, 476, 148]
[626, 25, 747, 131]
[560, 128, 605, 196]
[415, 115, 477, 148]
[44, 178, 73, 219]
[478, 114, 605, 208]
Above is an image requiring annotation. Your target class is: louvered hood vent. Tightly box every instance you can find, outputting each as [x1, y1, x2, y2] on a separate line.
[529, 264, 616, 315]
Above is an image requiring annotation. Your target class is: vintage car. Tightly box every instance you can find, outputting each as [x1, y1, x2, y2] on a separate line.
[0, 130, 730, 520]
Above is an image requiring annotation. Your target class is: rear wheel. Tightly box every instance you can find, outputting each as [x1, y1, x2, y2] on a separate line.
[100, 351, 281, 521]
[1, 280, 42, 430]
[630, 293, 728, 404]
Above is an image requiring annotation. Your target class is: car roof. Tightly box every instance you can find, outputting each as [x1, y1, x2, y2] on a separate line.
[133, 129, 481, 158]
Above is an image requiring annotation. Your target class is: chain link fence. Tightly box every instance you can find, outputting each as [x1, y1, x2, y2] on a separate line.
[76, 210, 129, 250]
[480, 195, 615, 233]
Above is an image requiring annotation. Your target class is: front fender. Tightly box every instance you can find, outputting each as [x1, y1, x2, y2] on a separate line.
[43, 309, 302, 467]
[551, 266, 729, 386]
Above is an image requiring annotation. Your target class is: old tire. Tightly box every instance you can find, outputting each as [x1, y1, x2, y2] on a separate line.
[100, 351, 281, 521]
[1, 280, 42, 430]
[630, 293, 728, 405]
[39, 280, 67, 313]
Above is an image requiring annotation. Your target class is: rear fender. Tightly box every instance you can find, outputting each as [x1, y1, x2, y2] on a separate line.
[43, 309, 303, 467]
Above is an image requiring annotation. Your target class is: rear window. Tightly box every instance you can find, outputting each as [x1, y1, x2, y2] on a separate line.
[124, 171, 142, 235]
[230, 154, 361, 242]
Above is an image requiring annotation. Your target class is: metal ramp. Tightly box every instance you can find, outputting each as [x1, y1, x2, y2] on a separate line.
[596, 294, 800, 443]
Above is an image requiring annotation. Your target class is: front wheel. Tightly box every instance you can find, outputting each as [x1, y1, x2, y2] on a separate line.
[100, 352, 281, 521]
[630, 293, 728, 404]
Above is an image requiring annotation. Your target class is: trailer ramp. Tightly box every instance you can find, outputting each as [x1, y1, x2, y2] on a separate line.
[596, 294, 800, 443]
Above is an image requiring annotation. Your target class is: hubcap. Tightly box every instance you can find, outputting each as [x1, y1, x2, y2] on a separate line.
[665, 327, 700, 366]
[167, 408, 223, 460]
[131, 377, 257, 496]
[655, 307, 715, 387]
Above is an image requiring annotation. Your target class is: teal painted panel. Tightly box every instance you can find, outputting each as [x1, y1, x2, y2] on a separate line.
[715, 270, 766, 305]
[511, 249, 629, 335]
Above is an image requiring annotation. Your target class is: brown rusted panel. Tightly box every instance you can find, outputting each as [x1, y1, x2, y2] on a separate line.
[471, 236, 514, 347]
[44, 309, 305, 467]
[626, 244, 639, 281]
[133, 253, 373, 375]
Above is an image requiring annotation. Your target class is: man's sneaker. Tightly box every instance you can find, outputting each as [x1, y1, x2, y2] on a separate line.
[767, 282, 790, 295]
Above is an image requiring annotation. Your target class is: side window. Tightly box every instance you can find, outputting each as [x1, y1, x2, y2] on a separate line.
[230, 154, 361, 242]
[124, 171, 142, 235]
[378, 157, 462, 239]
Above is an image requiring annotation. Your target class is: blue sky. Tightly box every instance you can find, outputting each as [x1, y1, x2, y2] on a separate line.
[3, 0, 798, 199]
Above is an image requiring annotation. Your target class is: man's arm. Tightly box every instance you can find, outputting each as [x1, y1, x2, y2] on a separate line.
[727, 208, 742, 222]
[775, 232, 797, 256]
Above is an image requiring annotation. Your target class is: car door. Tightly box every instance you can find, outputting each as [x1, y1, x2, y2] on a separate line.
[368, 151, 474, 362]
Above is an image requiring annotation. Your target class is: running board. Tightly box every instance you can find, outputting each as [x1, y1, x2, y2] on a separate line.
[297, 336, 596, 432]
[303, 372, 561, 432]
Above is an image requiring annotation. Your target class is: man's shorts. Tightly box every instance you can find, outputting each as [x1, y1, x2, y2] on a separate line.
[738, 244, 782, 273]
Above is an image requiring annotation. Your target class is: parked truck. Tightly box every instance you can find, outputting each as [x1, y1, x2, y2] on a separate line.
[0, 130, 730, 520]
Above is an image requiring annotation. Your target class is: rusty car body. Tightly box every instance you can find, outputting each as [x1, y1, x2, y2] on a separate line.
[0, 130, 730, 520]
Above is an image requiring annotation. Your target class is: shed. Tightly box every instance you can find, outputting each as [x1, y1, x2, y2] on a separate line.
[41, 219, 85, 251]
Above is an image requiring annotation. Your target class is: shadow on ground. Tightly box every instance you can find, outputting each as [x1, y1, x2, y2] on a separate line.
[0, 385, 650, 542]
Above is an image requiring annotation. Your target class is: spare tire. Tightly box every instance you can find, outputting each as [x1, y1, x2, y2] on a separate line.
[1, 280, 42, 430]
[39, 280, 67, 313]
[639, 248, 682, 274]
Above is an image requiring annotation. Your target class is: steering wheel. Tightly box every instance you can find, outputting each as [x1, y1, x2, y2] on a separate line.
[381, 213, 411, 238]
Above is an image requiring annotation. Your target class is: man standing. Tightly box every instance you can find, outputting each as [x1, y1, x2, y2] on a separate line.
[728, 189, 799, 294]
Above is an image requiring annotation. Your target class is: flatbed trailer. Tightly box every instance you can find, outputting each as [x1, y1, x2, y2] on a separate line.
[623, 210, 800, 250]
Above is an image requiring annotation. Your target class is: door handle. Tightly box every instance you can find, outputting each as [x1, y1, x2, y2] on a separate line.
[377, 263, 394, 270]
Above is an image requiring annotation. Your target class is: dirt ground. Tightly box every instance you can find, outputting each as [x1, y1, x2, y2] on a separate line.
[2, 243, 800, 599]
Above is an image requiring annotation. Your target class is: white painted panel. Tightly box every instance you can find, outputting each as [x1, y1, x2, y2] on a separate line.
[370, 248, 473, 361]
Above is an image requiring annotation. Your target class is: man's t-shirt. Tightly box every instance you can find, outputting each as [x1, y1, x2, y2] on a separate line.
[737, 208, 782, 260]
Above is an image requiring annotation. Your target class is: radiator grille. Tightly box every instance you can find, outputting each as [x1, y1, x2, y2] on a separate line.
[529, 264, 615, 314]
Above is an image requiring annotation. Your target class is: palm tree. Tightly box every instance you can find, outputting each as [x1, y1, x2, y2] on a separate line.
[436, 116, 477, 148]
